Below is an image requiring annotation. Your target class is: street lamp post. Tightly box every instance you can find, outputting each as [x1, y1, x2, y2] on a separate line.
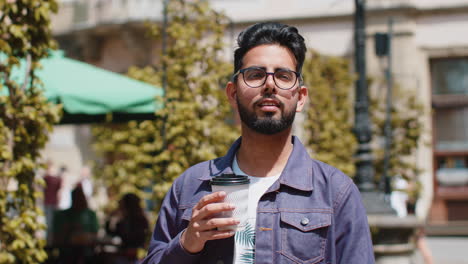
[161, 0, 169, 149]
[353, 3, 422, 263]
[382, 18, 394, 196]
[353, 0, 394, 214]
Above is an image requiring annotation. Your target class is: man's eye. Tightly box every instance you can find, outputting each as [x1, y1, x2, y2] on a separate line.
[246, 70, 265, 79]
[276, 72, 292, 81]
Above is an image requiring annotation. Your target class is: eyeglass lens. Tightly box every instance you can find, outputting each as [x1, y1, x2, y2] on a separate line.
[243, 68, 297, 89]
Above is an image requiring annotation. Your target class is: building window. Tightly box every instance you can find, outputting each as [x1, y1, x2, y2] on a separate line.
[431, 57, 468, 187]
[432, 59, 468, 95]
[434, 107, 468, 152]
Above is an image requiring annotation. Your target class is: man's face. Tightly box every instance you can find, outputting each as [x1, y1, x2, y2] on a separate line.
[227, 44, 307, 135]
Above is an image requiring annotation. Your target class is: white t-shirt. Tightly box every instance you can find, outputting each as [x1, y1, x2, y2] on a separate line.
[232, 155, 281, 264]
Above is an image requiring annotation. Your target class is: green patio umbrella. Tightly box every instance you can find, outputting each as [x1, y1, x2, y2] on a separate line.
[6, 50, 164, 124]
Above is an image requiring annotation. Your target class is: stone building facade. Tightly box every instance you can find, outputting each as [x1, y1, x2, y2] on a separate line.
[47, 0, 468, 227]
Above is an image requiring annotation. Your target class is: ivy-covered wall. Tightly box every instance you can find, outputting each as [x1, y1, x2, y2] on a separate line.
[91, 0, 238, 217]
[0, 1, 62, 263]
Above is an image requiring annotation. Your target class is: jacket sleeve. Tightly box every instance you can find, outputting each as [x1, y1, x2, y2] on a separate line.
[334, 181, 375, 264]
[140, 180, 202, 264]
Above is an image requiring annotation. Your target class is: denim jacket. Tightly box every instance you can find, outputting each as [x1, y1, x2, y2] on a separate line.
[142, 137, 375, 264]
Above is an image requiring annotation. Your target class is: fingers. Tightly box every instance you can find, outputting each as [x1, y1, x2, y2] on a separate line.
[198, 202, 235, 220]
[190, 217, 238, 241]
[197, 217, 240, 232]
[195, 191, 227, 210]
[204, 229, 236, 240]
[192, 192, 235, 221]
[181, 227, 235, 253]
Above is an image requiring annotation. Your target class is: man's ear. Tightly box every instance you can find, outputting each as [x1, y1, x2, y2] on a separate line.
[226, 81, 238, 109]
[295, 85, 308, 112]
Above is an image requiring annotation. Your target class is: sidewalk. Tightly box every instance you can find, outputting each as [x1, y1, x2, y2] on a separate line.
[416, 236, 468, 264]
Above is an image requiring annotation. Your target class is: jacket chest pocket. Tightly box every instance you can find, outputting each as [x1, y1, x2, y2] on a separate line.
[279, 211, 331, 264]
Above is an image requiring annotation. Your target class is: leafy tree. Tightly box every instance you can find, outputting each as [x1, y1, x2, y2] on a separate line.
[0, 0, 61, 263]
[301, 51, 424, 200]
[370, 84, 425, 201]
[302, 51, 357, 176]
[92, 0, 238, 215]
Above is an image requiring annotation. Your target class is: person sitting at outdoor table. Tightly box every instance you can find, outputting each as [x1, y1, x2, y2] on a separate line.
[52, 184, 99, 264]
[105, 192, 149, 264]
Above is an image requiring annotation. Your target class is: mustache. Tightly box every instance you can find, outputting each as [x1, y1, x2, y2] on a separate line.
[254, 94, 284, 107]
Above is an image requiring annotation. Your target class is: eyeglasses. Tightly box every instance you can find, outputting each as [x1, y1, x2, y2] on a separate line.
[233, 67, 301, 90]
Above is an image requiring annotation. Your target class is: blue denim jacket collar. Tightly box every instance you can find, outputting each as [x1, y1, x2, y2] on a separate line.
[197, 136, 313, 192]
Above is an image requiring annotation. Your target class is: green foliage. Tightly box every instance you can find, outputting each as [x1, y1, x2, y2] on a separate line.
[301, 52, 424, 200]
[0, 0, 61, 263]
[370, 84, 425, 199]
[302, 51, 357, 176]
[92, 0, 238, 215]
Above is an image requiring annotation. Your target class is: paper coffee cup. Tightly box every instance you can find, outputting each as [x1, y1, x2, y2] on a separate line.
[210, 173, 250, 231]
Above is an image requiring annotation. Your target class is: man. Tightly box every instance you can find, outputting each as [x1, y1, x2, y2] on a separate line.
[142, 22, 374, 264]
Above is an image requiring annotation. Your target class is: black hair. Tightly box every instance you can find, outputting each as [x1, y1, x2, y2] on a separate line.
[233, 22, 306, 76]
[59, 165, 67, 173]
[71, 185, 88, 211]
[120, 193, 145, 218]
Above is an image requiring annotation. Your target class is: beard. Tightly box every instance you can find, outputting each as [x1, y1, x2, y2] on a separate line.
[236, 95, 297, 135]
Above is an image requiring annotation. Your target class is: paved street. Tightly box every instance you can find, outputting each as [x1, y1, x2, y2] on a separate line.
[420, 236, 468, 264]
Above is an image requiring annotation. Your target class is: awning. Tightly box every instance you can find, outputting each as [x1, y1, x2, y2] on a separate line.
[4, 50, 164, 124]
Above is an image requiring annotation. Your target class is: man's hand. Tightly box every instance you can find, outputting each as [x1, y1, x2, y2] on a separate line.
[180, 191, 239, 254]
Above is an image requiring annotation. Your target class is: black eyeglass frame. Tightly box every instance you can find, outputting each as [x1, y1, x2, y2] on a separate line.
[232, 66, 303, 90]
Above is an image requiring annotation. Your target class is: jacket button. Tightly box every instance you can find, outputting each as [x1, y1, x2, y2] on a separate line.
[300, 217, 309, 226]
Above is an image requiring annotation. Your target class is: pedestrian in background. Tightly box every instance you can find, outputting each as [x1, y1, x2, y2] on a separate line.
[79, 166, 93, 200]
[53, 185, 99, 264]
[43, 160, 62, 245]
[105, 193, 149, 264]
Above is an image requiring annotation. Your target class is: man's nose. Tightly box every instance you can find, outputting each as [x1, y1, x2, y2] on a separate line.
[263, 73, 277, 94]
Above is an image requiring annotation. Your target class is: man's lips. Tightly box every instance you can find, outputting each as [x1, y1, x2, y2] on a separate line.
[256, 99, 281, 112]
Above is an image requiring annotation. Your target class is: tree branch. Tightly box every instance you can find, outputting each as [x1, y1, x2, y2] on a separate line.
[1, 61, 17, 190]
[1, 129, 14, 191]
[21, 53, 32, 91]
[0, 13, 6, 25]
